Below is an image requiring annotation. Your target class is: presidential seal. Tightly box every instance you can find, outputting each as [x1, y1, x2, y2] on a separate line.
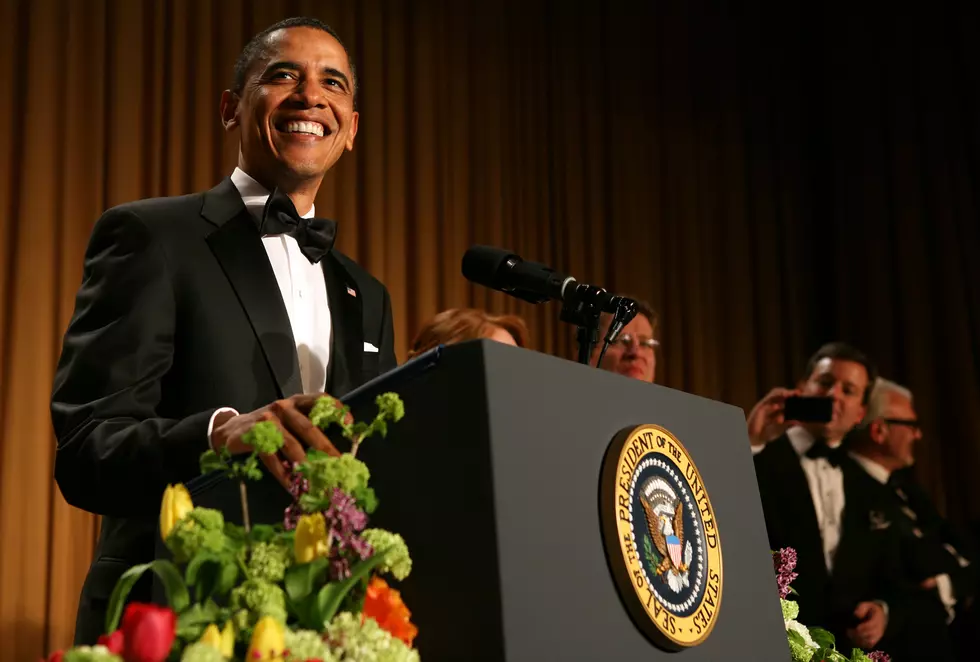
[599, 424, 723, 650]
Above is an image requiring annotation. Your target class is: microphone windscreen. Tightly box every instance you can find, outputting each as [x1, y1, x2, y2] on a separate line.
[461, 246, 516, 288]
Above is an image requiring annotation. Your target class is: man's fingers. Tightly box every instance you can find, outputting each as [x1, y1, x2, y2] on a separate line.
[261, 453, 291, 490]
[853, 602, 872, 619]
[261, 411, 308, 464]
[278, 405, 341, 457]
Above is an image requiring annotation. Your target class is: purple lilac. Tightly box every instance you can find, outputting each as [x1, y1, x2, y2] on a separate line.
[772, 547, 799, 599]
[868, 652, 891, 662]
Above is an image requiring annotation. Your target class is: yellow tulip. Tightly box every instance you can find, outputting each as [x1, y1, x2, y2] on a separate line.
[246, 616, 285, 662]
[220, 621, 235, 657]
[294, 512, 330, 563]
[198, 623, 223, 650]
[159, 483, 194, 541]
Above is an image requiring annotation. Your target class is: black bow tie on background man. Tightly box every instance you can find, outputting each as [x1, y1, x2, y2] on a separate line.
[805, 439, 846, 466]
[258, 188, 337, 264]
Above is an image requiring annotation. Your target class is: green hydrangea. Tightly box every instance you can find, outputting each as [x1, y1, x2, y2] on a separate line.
[361, 529, 412, 581]
[166, 507, 227, 563]
[304, 453, 370, 496]
[230, 578, 287, 625]
[325, 612, 419, 662]
[781, 598, 800, 621]
[310, 396, 350, 430]
[242, 420, 285, 454]
[375, 393, 405, 424]
[179, 642, 226, 662]
[789, 636, 815, 662]
[849, 651, 872, 662]
[285, 629, 338, 662]
[63, 647, 123, 662]
[248, 540, 293, 583]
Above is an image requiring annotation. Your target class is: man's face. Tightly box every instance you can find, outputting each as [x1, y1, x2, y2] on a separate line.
[873, 391, 921, 468]
[221, 27, 358, 193]
[594, 314, 657, 382]
[800, 358, 869, 440]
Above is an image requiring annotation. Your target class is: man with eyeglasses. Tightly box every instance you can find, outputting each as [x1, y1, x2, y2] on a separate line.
[591, 298, 659, 382]
[846, 378, 976, 660]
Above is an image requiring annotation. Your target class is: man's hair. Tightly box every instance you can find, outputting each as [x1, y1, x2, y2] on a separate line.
[407, 308, 530, 359]
[860, 378, 913, 425]
[231, 17, 357, 106]
[801, 341, 879, 404]
[600, 297, 660, 341]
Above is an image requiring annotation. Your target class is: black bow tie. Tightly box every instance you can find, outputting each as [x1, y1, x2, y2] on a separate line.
[805, 440, 846, 466]
[258, 188, 337, 264]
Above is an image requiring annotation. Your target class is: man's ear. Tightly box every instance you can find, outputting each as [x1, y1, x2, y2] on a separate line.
[868, 419, 886, 444]
[219, 90, 240, 131]
[345, 111, 359, 152]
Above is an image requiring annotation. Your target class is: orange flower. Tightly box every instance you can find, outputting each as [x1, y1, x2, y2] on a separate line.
[362, 576, 418, 646]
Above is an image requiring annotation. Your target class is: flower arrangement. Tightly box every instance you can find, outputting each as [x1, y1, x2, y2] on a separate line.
[42, 393, 418, 662]
[773, 548, 890, 662]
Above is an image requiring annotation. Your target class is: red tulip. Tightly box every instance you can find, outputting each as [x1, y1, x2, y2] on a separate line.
[120, 603, 177, 662]
[45, 652, 63, 662]
[97, 630, 124, 654]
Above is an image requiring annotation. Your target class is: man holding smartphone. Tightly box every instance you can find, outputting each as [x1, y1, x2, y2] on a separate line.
[747, 342, 909, 654]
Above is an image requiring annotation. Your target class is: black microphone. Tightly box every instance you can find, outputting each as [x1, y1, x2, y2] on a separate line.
[461, 246, 629, 314]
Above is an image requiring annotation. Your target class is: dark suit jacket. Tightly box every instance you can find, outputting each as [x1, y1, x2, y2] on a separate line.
[51, 178, 397, 644]
[848, 462, 975, 660]
[753, 436, 913, 652]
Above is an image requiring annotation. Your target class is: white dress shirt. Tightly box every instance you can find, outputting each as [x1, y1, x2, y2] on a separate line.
[206, 168, 333, 444]
[849, 452, 967, 623]
[753, 426, 845, 571]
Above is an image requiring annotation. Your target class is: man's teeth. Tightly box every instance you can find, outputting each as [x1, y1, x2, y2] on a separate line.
[282, 121, 324, 136]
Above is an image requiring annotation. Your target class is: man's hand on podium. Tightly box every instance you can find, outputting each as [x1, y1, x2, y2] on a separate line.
[210, 393, 341, 489]
[847, 601, 887, 650]
[746, 387, 803, 448]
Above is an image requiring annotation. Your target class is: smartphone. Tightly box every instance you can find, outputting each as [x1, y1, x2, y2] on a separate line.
[783, 396, 833, 423]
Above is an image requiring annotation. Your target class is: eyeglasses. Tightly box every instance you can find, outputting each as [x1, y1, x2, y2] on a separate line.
[882, 418, 920, 431]
[611, 334, 660, 351]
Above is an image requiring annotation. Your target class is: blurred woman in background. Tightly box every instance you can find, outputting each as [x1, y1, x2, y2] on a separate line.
[407, 308, 529, 360]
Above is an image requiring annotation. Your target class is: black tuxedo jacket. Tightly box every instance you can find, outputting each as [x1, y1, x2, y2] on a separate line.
[848, 464, 974, 660]
[51, 178, 397, 644]
[753, 436, 912, 650]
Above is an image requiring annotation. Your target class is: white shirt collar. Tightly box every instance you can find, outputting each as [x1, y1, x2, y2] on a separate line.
[787, 426, 816, 456]
[786, 426, 844, 457]
[848, 452, 891, 484]
[229, 167, 316, 220]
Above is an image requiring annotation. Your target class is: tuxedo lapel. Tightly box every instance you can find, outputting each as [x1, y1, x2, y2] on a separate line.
[202, 179, 303, 398]
[322, 252, 363, 395]
[770, 439, 829, 578]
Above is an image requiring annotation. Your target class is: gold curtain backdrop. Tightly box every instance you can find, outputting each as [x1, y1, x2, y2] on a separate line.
[1, 0, 978, 658]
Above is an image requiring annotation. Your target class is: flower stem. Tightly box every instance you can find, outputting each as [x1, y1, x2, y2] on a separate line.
[239, 479, 251, 534]
[351, 434, 362, 457]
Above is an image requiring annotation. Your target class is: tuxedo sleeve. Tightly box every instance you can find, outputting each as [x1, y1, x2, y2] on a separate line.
[378, 286, 397, 372]
[51, 207, 213, 517]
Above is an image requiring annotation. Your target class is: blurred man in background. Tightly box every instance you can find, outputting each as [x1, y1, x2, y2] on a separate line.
[748, 342, 911, 654]
[591, 298, 659, 383]
[846, 378, 976, 660]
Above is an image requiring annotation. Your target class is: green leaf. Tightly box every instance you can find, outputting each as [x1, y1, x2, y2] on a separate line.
[315, 550, 389, 625]
[186, 552, 221, 587]
[808, 627, 836, 650]
[175, 602, 220, 639]
[249, 524, 278, 543]
[787, 629, 807, 647]
[200, 450, 227, 475]
[372, 419, 389, 439]
[351, 422, 370, 439]
[353, 486, 378, 514]
[215, 558, 240, 595]
[284, 557, 331, 603]
[105, 560, 190, 633]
